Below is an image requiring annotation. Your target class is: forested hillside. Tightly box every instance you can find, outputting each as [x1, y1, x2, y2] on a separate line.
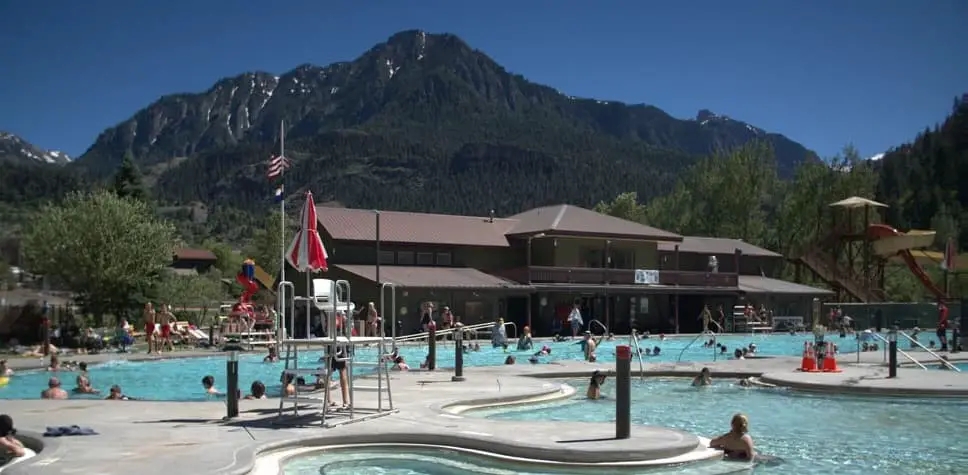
[876, 94, 968, 251]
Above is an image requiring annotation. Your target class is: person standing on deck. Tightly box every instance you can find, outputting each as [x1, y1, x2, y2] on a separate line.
[143, 303, 156, 354]
[699, 304, 713, 333]
[568, 301, 584, 339]
[937, 301, 950, 351]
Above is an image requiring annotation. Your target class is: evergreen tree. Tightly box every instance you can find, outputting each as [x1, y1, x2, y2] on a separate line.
[110, 151, 149, 202]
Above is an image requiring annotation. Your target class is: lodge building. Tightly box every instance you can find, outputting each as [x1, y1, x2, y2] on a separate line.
[286, 204, 831, 335]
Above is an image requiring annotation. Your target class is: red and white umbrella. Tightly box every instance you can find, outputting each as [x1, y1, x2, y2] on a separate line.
[286, 191, 328, 272]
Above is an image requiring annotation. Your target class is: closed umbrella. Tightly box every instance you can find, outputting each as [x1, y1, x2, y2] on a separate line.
[286, 191, 328, 339]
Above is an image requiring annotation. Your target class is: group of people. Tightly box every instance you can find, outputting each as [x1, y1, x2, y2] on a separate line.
[30, 354, 134, 400]
[141, 302, 177, 354]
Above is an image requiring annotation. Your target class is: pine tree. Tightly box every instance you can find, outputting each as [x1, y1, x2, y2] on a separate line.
[110, 152, 148, 202]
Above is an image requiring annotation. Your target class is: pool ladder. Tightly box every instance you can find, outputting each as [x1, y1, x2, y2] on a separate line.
[677, 330, 719, 363]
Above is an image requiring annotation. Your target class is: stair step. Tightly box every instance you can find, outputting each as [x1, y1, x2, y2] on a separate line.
[353, 385, 391, 391]
[281, 396, 326, 404]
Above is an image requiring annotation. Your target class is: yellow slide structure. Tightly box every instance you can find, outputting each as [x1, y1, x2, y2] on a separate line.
[253, 265, 277, 293]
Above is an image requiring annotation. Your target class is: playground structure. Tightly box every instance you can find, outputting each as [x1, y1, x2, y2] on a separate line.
[219, 258, 278, 350]
[793, 196, 954, 303]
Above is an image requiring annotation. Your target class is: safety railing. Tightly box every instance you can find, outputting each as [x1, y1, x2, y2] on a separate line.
[629, 330, 646, 380]
[394, 321, 496, 343]
[503, 322, 518, 340]
[871, 333, 927, 370]
[589, 319, 608, 336]
[677, 330, 717, 363]
[900, 331, 960, 371]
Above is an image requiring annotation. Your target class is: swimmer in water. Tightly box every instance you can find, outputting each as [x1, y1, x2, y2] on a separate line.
[202, 375, 223, 396]
[692, 367, 712, 387]
[576, 331, 603, 361]
[587, 370, 607, 400]
[710, 413, 755, 461]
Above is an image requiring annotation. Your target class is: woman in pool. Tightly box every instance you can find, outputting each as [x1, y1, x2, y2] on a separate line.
[0, 359, 12, 376]
[587, 370, 607, 400]
[517, 326, 533, 350]
[692, 367, 712, 387]
[202, 375, 223, 396]
[491, 318, 508, 348]
[0, 414, 26, 459]
[710, 413, 755, 461]
[245, 381, 267, 399]
[263, 346, 279, 363]
[105, 385, 132, 400]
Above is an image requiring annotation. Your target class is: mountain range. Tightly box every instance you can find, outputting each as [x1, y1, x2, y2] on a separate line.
[0, 132, 71, 164]
[4, 30, 822, 239]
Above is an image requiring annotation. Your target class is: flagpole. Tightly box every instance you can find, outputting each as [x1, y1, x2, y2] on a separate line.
[278, 120, 286, 338]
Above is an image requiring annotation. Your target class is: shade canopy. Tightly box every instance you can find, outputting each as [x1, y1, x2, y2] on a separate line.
[828, 196, 888, 209]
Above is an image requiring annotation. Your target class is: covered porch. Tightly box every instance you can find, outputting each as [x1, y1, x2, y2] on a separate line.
[326, 265, 533, 334]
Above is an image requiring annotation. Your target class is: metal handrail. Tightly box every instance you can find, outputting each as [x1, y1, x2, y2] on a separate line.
[871, 333, 927, 370]
[394, 321, 495, 343]
[589, 319, 608, 336]
[677, 330, 716, 363]
[503, 322, 518, 340]
[629, 330, 646, 380]
[900, 331, 960, 371]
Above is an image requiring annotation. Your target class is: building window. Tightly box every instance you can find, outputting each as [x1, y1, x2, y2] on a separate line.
[378, 251, 395, 265]
[609, 249, 634, 269]
[464, 301, 485, 323]
[416, 252, 434, 266]
[436, 252, 452, 266]
[397, 251, 414, 265]
[581, 248, 603, 268]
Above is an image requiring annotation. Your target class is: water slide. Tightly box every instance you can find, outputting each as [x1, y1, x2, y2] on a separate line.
[236, 273, 259, 304]
[253, 264, 277, 292]
[867, 224, 947, 300]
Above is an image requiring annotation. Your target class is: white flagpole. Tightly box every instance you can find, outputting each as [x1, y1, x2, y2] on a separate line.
[278, 120, 286, 340]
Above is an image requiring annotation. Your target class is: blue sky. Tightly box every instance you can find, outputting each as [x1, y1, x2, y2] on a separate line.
[1, 0, 965, 159]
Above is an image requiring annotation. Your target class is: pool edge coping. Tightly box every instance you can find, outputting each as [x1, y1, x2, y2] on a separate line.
[250, 440, 726, 475]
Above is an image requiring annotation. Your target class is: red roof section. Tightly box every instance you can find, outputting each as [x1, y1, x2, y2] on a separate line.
[316, 207, 517, 247]
[506, 205, 682, 242]
[657, 237, 781, 257]
[174, 248, 217, 261]
[335, 265, 531, 289]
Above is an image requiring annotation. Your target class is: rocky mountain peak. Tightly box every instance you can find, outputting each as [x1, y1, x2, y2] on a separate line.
[0, 132, 72, 164]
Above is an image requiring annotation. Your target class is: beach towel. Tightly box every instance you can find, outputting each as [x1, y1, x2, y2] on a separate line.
[43, 425, 98, 437]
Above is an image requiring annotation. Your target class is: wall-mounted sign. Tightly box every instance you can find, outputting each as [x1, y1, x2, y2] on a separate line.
[634, 269, 659, 285]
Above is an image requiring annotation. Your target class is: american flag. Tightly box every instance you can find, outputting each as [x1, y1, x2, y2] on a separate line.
[266, 155, 291, 181]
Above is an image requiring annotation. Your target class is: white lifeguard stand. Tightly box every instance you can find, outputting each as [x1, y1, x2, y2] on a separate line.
[276, 278, 398, 427]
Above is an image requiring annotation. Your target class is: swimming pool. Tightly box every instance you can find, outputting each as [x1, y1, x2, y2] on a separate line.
[472, 378, 968, 474]
[280, 445, 748, 475]
[0, 333, 830, 400]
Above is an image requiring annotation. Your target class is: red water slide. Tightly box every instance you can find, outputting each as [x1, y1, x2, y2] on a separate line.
[867, 224, 947, 300]
[236, 273, 259, 304]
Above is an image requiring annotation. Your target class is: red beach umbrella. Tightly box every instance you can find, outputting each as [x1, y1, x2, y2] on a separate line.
[286, 191, 328, 272]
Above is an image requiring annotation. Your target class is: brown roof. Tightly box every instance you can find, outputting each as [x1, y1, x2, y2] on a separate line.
[657, 236, 781, 257]
[505, 205, 681, 241]
[174, 248, 217, 261]
[334, 265, 531, 289]
[0, 289, 74, 307]
[738, 275, 833, 295]
[316, 207, 516, 247]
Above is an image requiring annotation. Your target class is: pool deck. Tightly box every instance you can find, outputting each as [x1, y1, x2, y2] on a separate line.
[5, 344, 968, 474]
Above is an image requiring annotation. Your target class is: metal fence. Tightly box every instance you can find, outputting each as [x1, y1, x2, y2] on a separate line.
[821, 302, 958, 330]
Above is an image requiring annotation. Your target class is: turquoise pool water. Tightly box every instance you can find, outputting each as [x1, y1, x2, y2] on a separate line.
[1, 333, 832, 400]
[473, 378, 968, 475]
[282, 446, 750, 474]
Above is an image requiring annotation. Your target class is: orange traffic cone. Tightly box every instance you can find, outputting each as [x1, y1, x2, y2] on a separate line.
[800, 342, 817, 372]
[822, 342, 841, 372]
